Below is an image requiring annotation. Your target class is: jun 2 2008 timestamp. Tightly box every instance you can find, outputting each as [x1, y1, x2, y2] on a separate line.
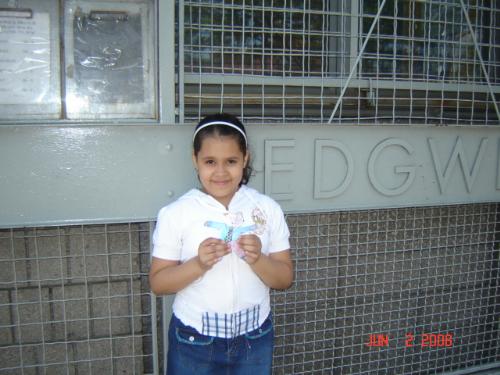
[365, 333, 454, 348]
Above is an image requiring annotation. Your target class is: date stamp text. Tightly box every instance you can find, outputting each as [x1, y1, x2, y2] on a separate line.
[365, 333, 454, 348]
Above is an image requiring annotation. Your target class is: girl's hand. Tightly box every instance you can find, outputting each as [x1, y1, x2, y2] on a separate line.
[238, 234, 262, 265]
[197, 237, 230, 270]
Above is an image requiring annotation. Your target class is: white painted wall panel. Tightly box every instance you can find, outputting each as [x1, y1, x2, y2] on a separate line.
[1, 124, 499, 227]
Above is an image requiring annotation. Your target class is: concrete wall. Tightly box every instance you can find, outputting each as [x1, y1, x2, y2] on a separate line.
[0, 223, 153, 374]
[271, 204, 499, 374]
[1, 204, 498, 374]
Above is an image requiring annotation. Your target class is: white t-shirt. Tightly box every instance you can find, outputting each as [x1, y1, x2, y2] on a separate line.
[152, 185, 290, 337]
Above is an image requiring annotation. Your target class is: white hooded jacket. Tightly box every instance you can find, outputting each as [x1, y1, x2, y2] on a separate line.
[152, 185, 290, 337]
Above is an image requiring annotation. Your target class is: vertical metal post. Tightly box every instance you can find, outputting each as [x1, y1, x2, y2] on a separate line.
[149, 223, 159, 375]
[150, 293, 159, 375]
[159, 0, 176, 123]
[178, 0, 185, 123]
[349, 0, 360, 76]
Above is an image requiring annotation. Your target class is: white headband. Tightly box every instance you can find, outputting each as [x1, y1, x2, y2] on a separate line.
[193, 121, 247, 145]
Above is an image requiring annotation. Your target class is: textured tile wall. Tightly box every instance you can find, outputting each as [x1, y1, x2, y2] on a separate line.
[0, 204, 498, 375]
[271, 204, 499, 375]
[0, 223, 153, 375]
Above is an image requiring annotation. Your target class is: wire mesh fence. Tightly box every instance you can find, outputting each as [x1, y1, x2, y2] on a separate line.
[180, 0, 500, 125]
[0, 203, 498, 374]
[0, 224, 154, 375]
[1, 1, 499, 374]
[271, 203, 499, 374]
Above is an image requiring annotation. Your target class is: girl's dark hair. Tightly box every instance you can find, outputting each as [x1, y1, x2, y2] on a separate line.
[193, 113, 253, 186]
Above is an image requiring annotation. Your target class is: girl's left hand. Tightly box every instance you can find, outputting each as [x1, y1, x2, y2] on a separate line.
[237, 234, 262, 265]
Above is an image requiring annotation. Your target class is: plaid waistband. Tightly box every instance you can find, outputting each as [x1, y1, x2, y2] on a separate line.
[201, 305, 261, 338]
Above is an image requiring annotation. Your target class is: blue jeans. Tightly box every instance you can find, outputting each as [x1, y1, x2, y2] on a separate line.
[166, 313, 273, 375]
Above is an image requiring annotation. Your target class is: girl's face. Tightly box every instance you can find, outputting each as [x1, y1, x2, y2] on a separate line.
[192, 135, 249, 208]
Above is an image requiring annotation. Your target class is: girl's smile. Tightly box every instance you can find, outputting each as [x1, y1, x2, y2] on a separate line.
[192, 135, 249, 208]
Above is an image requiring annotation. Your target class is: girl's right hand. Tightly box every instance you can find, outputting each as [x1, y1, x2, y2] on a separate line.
[197, 238, 230, 270]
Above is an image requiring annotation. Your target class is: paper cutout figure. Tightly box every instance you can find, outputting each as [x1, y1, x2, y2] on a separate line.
[204, 220, 257, 258]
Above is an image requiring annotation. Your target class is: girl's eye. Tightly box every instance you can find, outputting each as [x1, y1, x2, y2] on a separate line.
[228, 159, 238, 164]
[205, 160, 215, 165]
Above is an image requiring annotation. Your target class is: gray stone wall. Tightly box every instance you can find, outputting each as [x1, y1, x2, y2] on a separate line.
[0, 204, 499, 374]
[271, 204, 500, 374]
[0, 224, 153, 374]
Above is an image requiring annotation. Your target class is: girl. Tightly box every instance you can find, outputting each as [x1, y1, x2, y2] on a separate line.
[149, 113, 293, 374]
